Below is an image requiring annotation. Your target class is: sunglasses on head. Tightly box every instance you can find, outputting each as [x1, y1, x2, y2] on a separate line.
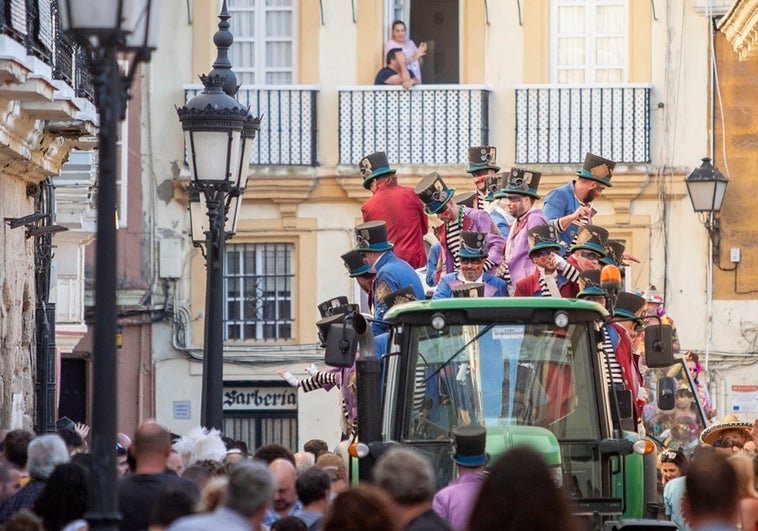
[712, 439, 743, 449]
[660, 450, 679, 462]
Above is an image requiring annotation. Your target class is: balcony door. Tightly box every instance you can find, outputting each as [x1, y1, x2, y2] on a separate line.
[387, 0, 459, 83]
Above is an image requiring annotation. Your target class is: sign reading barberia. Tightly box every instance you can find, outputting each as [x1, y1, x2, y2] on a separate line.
[223, 386, 297, 411]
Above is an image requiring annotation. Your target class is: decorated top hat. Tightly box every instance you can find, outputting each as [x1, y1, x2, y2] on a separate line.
[415, 172, 455, 215]
[358, 151, 396, 190]
[354, 221, 394, 252]
[576, 152, 615, 187]
[699, 414, 753, 445]
[601, 239, 627, 267]
[569, 225, 609, 256]
[341, 250, 371, 277]
[451, 282, 484, 298]
[494, 168, 542, 200]
[459, 231, 488, 259]
[483, 174, 501, 202]
[451, 425, 488, 467]
[453, 191, 477, 209]
[577, 269, 609, 298]
[527, 224, 561, 255]
[318, 296, 350, 318]
[613, 291, 646, 319]
[466, 146, 500, 174]
[383, 286, 417, 310]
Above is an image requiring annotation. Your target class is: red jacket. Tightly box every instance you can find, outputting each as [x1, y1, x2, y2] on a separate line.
[362, 181, 428, 269]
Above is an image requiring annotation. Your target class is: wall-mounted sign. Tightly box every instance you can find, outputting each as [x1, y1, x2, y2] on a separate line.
[223, 385, 298, 411]
[173, 401, 191, 419]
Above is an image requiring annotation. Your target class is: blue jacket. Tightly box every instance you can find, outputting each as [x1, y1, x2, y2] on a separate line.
[371, 251, 425, 336]
[425, 242, 442, 287]
[542, 181, 589, 253]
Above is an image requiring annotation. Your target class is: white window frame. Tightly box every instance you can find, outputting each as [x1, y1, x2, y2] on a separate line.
[226, 0, 297, 86]
[224, 242, 295, 341]
[549, 0, 628, 84]
[384, 0, 411, 42]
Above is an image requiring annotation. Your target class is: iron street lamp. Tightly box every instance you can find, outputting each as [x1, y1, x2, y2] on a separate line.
[59, 1, 160, 530]
[178, 1, 259, 431]
[685, 157, 729, 265]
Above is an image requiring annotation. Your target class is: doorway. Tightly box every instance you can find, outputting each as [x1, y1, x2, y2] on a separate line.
[388, 0, 459, 84]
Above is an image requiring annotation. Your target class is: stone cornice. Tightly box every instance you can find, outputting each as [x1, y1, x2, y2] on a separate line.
[0, 40, 97, 180]
[719, 0, 758, 61]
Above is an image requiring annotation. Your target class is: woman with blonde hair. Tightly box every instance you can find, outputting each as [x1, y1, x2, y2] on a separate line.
[728, 453, 758, 531]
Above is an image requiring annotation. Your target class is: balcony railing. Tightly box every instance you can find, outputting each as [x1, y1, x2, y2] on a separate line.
[0, 0, 94, 100]
[338, 85, 492, 166]
[514, 84, 651, 165]
[184, 85, 319, 166]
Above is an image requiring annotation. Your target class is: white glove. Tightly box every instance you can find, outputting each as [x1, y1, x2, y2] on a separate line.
[554, 253, 568, 270]
[456, 363, 470, 384]
[277, 370, 299, 387]
[305, 363, 318, 377]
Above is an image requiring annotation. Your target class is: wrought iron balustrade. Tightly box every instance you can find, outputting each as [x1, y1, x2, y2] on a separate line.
[184, 85, 319, 166]
[338, 85, 491, 166]
[0, 0, 94, 101]
[514, 84, 651, 165]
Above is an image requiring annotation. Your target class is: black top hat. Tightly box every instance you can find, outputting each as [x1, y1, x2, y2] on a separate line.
[318, 296, 350, 318]
[358, 151, 396, 189]
[569, 225, 609, 256]
[601, 239, 627, 267]
[495, 168, 542, 200]
[614, 291, 646, 319]
[466, 146, 500, 174]
[354, 221, 394, 253]
[576, 152, 615, 187]
[527, 224, 561, 255]
[383, 286, 417, 310]
[341, 250, 371, 277]
[415, 172, 455, 215]
[451, 283, 484, 298]
[577, 269, 608, 298]
[459, 231, 488, 259]
[453, 191, 477, 209]
[451, 425, 488, 467]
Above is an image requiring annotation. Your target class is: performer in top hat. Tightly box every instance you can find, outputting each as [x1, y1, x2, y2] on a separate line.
[559, 224, 608, 298]
[432, 425, 489, 531]
[353, 221, 425, 336]
[465, 146, 500, 210]
[359, 151, 428, 269]
[415, 172, 505, 277]
[433, 231, 507, 299]
[514, 224, 575, 297]
[493, 168, 549, 290]
[543, 152, 615, 252]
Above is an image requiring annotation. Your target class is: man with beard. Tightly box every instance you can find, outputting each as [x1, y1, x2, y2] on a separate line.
[543, 152, 615, 253]
[492, 168, 548, 291]
[415, 173, 505, 278]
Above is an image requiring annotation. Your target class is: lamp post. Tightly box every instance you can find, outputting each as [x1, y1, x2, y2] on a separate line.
[58, 1, 160, 529]
[178, 1, 259, 431]
[685, 157, 729, 265]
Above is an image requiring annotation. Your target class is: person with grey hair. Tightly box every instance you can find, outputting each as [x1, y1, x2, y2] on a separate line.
[0, 434, 69, 524]
[167, 460, 274, 531]
[373, 447, 453, 531]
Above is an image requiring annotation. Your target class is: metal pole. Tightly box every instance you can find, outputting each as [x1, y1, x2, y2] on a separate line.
[201, 186, 226, 430]
[86, 47, 122, 531]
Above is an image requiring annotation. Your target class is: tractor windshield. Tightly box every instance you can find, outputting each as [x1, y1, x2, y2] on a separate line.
[404, 322, 601, 442]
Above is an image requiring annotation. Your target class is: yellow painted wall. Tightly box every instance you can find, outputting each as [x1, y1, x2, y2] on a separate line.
[461, 1, 484, 83]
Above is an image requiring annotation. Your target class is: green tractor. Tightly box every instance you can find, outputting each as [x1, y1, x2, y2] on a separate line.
[325, 296, 679, 530]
